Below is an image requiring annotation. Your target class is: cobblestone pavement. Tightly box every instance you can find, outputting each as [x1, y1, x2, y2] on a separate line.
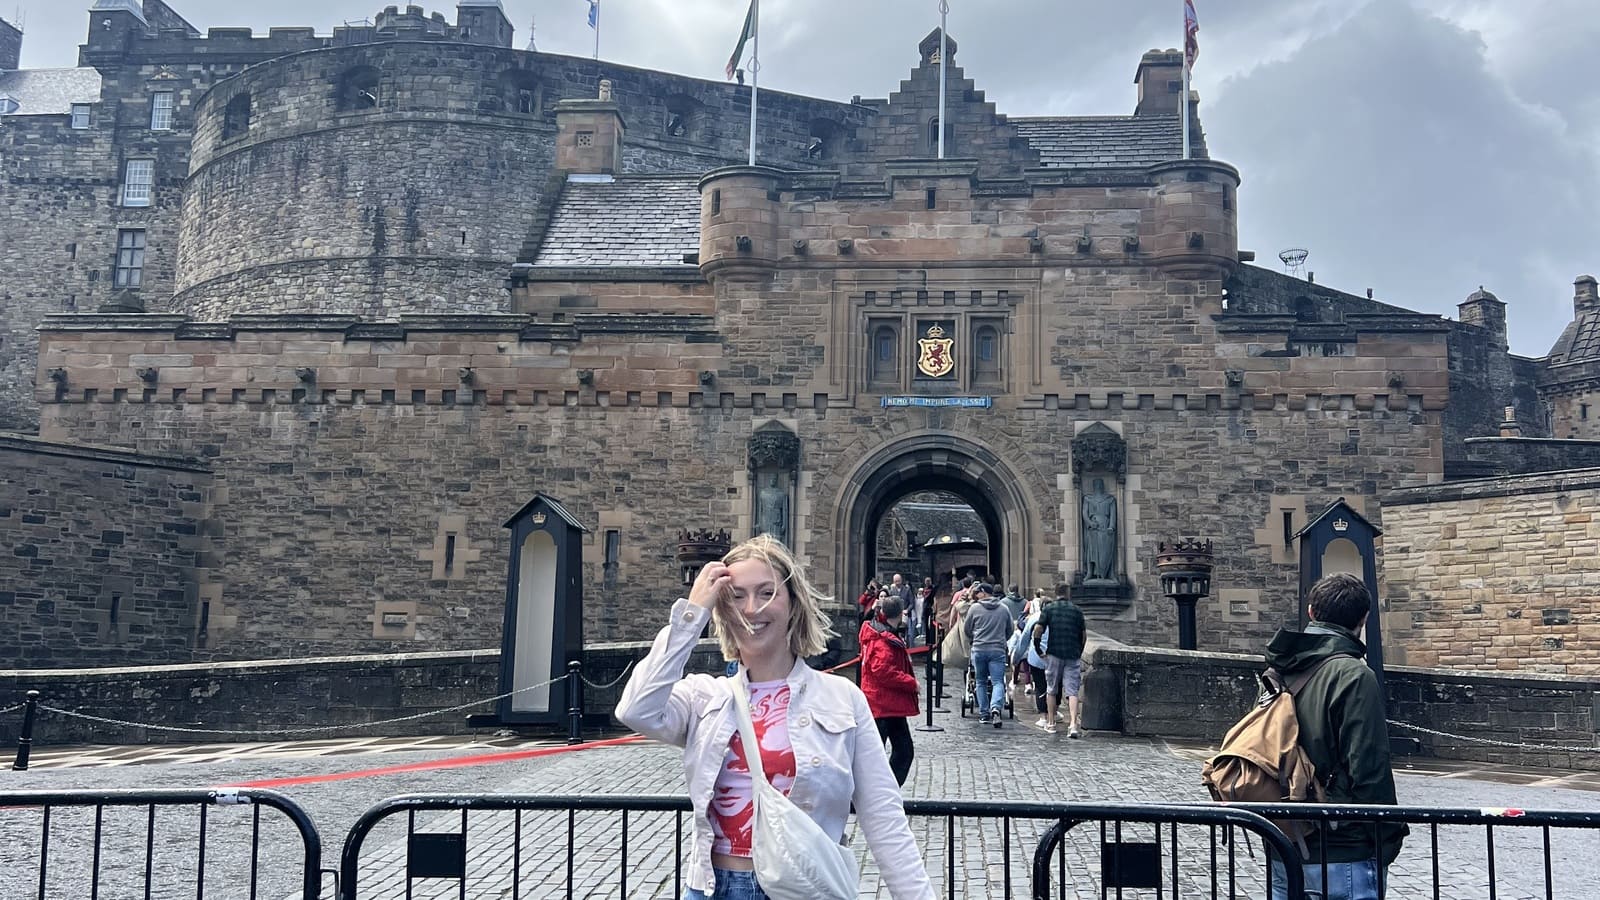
[2, 710, 1598, 899]
[17, 733, 564, 770]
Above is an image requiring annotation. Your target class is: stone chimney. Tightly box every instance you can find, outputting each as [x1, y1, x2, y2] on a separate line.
[1576, 274, 1598, 317]
[1134, 49, 1185, 116]
[0, 16, 21, 72]
[1458, 285, 1507, 346]
[1499, 406, 1522, 437]
[553, 80, 624, 175]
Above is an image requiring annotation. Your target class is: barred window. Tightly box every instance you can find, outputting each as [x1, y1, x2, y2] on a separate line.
[113, 229, 146, 289]
[121, 159, 154, 207]
[150, 91, 174, 131]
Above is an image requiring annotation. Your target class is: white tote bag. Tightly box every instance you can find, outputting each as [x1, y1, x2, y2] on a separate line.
[730, 673, 860, 900]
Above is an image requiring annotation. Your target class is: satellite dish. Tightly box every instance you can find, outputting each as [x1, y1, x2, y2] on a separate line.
[0, 95, 20, 116]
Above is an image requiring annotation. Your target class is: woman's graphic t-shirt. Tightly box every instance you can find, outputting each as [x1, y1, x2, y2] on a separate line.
[709, 679, 796, 857]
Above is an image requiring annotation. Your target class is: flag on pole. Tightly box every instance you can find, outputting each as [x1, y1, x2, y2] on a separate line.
[726, 0, 757, 80]
[588, 0, 599, 29]
[1183, 0, 1199, 70]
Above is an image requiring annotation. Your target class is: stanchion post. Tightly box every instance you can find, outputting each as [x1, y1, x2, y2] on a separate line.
[915, 638, 943, 733]
[12, 690, 40, 771]
[931, 625, 949, 710]
[566, 660, 583, 745]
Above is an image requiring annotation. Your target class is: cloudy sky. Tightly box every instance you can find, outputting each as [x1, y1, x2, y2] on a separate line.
[13, 0, 1598, 356]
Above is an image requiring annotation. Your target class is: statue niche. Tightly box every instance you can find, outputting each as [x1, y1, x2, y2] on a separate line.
[1071, 424, 1131, 612]
[748, 425, 800, 546]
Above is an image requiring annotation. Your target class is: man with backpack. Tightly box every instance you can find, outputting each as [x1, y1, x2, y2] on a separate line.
[1208, 573, 1407, 900]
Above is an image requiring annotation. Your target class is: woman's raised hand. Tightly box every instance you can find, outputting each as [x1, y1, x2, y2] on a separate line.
[688, 561, 732, 610]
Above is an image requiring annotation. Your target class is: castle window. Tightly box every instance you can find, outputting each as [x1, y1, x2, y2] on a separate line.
[120, 159, 154, 207]
[150, 91, 174, 131]
[337, 66, 381, 111]
[113, 229, 146, 289]
[972, 321, 1002, 385]
[926, 117, 953, 155]
[663, 95, 700, 140]
[1583, 403, 1591, 421]
[869, 321, 901, 388]
[70, 104, 92, 129]
[221, 93, 251, 141]
[807, 119, 840, 160]
[499, 69, 541, 115]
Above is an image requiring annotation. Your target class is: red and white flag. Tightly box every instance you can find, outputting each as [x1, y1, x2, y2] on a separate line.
[1184, 0, 1200, 71]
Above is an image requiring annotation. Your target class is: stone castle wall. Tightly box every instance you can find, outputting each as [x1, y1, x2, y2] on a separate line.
[1382, 468, 1600, 676]
[0, 434, 209, 667]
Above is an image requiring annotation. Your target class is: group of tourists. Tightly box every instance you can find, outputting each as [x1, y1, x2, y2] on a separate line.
[618, 534, 1402, 900]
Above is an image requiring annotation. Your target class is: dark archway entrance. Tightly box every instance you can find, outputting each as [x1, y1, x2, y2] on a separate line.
[835, 435, 1033, 610]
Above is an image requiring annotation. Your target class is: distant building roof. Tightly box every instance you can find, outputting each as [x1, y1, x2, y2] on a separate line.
[0, 68, 103, 117]
[1548, 314, 1600, 366]
[1011, 114, 1204, 169]
[533, 175, 701, 268]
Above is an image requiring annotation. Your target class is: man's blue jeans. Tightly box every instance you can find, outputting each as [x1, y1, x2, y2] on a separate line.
[688, 869, 768, 900]
[1270, 857, 1384, 900]
[972, 649, 1008, 718]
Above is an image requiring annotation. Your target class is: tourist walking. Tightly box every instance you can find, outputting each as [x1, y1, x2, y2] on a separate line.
[1031, 584, 1086, 736]
[1262, 573, 1408, 900]
[859, 596, 919, 786]
[616, 535, 934, 900]
[962, 583, 1015, 727]
[857, 578, 881, 622]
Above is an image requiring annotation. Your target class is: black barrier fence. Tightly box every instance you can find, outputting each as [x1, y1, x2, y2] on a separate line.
[0, 788, 328, 900]
[1234, 802, 1600, 900]
[336, 794, 1305, 900]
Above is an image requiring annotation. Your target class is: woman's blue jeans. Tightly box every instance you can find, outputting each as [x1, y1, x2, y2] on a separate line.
[687, 868, 769, 900]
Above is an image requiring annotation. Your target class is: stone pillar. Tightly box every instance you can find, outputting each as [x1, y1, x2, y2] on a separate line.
[747, 425, 800, 547]
[553, 84, 624, 175]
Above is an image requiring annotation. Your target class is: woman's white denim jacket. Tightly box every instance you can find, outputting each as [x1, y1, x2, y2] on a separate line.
[616, 599, 935, 899]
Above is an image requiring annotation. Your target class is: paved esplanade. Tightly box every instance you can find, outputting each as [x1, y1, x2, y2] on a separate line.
[3, 723, 1597, 899]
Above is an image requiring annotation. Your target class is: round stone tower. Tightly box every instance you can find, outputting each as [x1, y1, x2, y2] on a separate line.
[1145, 159, 1241, 277]
[697, 166, 785, 280]
[176, 41, 558, 319]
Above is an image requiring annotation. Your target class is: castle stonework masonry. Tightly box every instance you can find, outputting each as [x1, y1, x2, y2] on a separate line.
[2, 4, 1598, 671]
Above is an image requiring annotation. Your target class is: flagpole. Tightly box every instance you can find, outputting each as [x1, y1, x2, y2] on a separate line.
[594, 2, 600, 60]
[748, 0, 760, 166]
[937, 1, 948, 159]
[1181, 64, 1190, 160]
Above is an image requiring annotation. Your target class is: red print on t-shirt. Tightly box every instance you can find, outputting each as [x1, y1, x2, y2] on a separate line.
[709, 681, 796, 857]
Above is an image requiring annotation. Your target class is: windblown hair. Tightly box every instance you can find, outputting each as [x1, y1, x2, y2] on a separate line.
[711, 534, 837, 663]
[1306, 572, 1371, 631]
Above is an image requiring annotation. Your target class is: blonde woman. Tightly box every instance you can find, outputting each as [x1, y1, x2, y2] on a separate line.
[617, 535, 935, 900]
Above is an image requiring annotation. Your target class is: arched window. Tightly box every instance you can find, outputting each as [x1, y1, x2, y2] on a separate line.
[972, 323, 1001, 385]
[869, 323, 900, 387]
[221, 93, 251, 141]
[663, 95, 700, 140]
[807, 118, 841, 160]
[336, 66, 381, 111]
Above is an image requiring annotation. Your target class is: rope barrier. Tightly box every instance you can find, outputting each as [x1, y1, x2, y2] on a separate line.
[34, 672, 569, 738]
[1387, 720, 1600, 754]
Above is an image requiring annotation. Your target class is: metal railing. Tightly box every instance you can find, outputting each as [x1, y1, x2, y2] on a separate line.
[336, 793, 1304, 900]
[0, 788, 329, 900]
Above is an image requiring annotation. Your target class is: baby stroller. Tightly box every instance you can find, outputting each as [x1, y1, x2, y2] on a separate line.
[959, 657, 1015, 720]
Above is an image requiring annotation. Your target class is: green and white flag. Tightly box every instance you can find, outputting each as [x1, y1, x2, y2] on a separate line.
[726, 0, 757, 79]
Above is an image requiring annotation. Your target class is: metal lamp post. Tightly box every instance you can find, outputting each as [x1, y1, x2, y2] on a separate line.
[1156, 538, 1214, 651]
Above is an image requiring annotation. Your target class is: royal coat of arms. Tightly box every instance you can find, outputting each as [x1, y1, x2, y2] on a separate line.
[917, 323, 955, 378]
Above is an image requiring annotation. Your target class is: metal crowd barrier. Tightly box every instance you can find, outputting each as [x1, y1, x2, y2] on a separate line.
[0, 788, 328, 900]
[1234, 802, 1600, 900]
[336, 793, 1304, 900]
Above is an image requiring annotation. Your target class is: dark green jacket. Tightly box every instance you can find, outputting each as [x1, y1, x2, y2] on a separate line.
[1264, 622, 1408, 865]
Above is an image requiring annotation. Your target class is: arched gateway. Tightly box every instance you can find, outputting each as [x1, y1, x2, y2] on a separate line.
[834, 433, 1036, 604]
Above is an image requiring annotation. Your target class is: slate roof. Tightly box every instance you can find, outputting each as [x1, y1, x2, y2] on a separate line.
[1548, 313, 1600, 365]
[0, 68, 103, 117]
[889, 503, 988, 546]
[1011, 115, 1205, 169]
[533, 175, 701, 268]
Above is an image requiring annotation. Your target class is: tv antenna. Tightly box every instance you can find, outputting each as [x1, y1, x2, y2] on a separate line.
[1279, 248, 1309, 280]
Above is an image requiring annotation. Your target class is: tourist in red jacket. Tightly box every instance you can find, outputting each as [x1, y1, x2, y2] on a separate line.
[859, 597, 920, 786]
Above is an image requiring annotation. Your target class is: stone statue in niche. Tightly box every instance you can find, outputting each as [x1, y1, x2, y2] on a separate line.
[755, 471, 790, 545]
[1080, 476, 1119, 583]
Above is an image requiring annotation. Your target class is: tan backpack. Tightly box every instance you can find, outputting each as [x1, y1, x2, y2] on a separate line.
[1201, 655, 1349, 854]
